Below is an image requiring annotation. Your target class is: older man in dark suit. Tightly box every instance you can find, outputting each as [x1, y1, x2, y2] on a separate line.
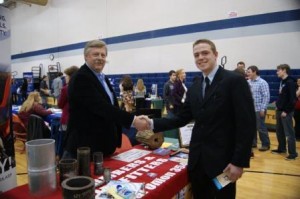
[63, 40, 148, 158]
[143, 39, 256, 198]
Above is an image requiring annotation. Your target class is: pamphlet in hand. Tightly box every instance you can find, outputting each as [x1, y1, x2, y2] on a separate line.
[212, 172, 231, 190]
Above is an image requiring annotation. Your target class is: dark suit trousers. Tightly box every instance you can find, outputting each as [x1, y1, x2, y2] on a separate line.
[188, 160, 236, 199]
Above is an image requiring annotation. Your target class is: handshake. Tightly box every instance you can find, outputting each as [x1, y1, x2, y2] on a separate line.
[132, 115, 152, 131]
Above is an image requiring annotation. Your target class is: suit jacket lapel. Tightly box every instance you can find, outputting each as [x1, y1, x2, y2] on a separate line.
[82, 64, 113, 104]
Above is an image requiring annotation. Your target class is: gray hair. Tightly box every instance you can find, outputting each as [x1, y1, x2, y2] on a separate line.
[84, 40, 107, 56]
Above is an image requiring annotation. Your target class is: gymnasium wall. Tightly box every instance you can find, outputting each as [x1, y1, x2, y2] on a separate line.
[10, 0, 300, 78]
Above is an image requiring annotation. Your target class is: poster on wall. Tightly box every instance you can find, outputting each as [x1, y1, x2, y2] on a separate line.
[0, 6, 17, 193]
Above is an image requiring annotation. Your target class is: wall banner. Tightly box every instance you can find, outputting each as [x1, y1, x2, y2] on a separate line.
[0, 6, 17, 193]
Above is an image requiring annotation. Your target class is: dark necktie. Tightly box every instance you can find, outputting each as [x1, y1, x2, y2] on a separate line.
[204, 77, 210, 97]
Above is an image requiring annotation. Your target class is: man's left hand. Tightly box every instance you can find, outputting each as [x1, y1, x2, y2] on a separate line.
[223, 163, 243, 182]
[259, 110, 265, 117]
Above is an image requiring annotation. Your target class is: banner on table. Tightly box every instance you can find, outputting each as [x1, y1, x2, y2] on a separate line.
[0, 6, 17, 193]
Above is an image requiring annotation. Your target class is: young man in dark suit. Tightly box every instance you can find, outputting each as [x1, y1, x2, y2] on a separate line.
[63, 40, 148, 158]
[143, 39, 256, 198]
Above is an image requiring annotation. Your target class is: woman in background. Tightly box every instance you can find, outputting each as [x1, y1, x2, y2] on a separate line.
[58, 66, 79, 151]
[135, 78, 147, 110]
[135, 78, 147, 97]
[121, 75, 134, 112]
[172, 69, 187, 114]
[18, 91, 52, 127]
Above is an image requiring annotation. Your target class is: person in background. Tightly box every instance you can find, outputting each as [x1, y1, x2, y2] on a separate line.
[135, 78, 147, 110]
[57, 66, 79, 153]
[11, 79, 18, 104]
[235, 61, 247, 79]
[61, 75, 66, 87]
[295, 78, 300, 140]
[233, 66, 255, 158]
[233, 67, 246, 76]
[120, 75, 136, 145]
[39, 75, 50, 107]
[140, 39, 255, 198]
[236, 61, 246, 70]
[172, 68, 187, 114]
[272, 64, 298, 160]
[163, 70, 176, 118]
[63, 40, 148, 158]
[247, 65, 271, 151]
[121, 75, 135, 112]
[135, 78, 147, 97]
[20, 77, 28, 102]
[18, 91, 52, 128]
[52, 72, 63, 103]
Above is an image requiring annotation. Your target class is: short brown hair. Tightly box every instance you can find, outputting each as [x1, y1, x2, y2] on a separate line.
[233, 68, 245, 76]
[193, 39, 217, 54]
[277, 64, 291, 74]
[237, 61, 245, 66]
[64, 65, 79, 77]
[84, 40, 107, 56]
[168, 70, 176, 77]
[247, 65, 259, 75]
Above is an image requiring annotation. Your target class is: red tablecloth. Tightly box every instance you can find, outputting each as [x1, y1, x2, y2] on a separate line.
[1, 146, 188, 199]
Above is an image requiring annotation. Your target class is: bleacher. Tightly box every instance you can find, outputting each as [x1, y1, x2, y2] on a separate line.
[259, 69, 300, 102]
[107, 69, 300, 103]
[13, 69, 300, 105]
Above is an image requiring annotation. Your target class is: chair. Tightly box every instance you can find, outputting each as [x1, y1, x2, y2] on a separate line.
[27, 114, 51, 141]
[12, 114, 27, 153]
[115, 133, 133, 153]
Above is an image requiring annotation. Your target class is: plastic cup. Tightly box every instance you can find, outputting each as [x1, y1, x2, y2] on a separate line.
[26, 139, 56, 196]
